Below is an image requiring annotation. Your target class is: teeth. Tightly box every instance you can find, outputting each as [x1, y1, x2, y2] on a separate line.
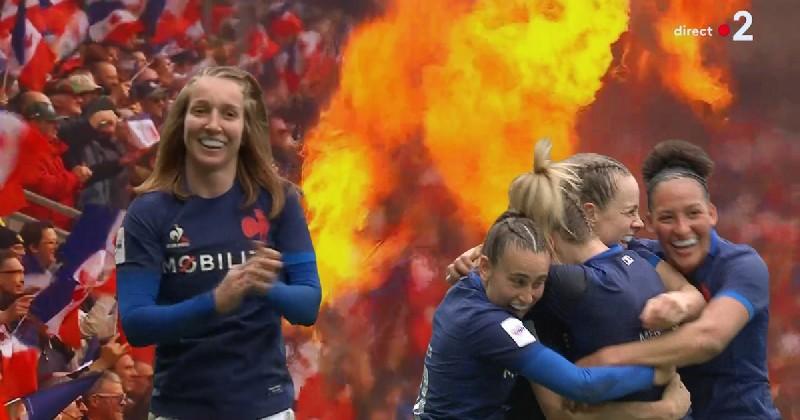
[510, 304, 530, 313]
[621, 235, 634, 244]
[200, 137, 224, 149]
[672, 238, 698, 248]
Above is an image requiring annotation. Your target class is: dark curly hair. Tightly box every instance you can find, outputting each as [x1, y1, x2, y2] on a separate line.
[642, 140, 714, 206]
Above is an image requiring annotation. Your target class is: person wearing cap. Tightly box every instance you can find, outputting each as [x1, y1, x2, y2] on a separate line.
[130, 80, 168, 128]
[46, 74, 104, 118]
[19, 95, 91, 229]
[61, 96, 132, 210]
[0, 226, 25, 259]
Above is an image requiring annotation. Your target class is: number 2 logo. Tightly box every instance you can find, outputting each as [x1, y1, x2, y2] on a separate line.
[732, 10, 753, 42]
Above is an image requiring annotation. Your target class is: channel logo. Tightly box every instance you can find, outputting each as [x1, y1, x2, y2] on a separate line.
[673, 10, 753, 41]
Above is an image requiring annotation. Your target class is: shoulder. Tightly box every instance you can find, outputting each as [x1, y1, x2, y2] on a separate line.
[716, 240, 768, 277]
[126, 191, 179, 225]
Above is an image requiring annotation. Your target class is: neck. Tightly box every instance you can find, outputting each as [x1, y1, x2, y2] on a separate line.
[555, 237, 609, 264]
[185, 162, 237, 199]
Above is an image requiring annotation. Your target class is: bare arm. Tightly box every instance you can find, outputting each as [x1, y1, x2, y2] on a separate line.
[640, 262, 706, 330]
[533, 374, 690, 420]
[582, 296, 749, 367]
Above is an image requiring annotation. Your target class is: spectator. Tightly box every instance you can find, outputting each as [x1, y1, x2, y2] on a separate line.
[0, 226, 26, 258]
[19, 100, 91, 229]
[19, 220, 58, 275]
[130, 80, 168, 127]
[0, 249, 28, 317]
[46, 74, 104, 118]
[84, 371, 127, 420]
[64, 96, 133, 210]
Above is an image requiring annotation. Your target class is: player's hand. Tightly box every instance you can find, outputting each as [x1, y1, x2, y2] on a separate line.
[662, 373, 691, 419]
[653, 365, 676, 386]
[640, 292, 689, 331]
[444, 244, 482, 284]
[214, 266, 255, 314]
[242, 242, 282, 295]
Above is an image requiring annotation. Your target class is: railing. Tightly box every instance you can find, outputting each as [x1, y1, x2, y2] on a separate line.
[3, 190, 81, 240]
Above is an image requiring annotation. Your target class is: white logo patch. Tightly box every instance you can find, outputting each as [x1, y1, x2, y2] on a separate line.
[500, 317, 536, 348]
[114, 227, 125, 265]
[621, 255, 634, 266]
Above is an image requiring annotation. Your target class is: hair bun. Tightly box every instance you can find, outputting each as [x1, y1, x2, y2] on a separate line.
[533, 139, 552, 174]
[642, 140, 713, 184]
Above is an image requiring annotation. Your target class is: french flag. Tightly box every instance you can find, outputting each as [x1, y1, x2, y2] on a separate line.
[21, 373, 101, 420]
[0, 324, 40, 401]
[87, 0, 142, 44]
[10, 0, 57, 90]
[0, 112, 50, 217]
[29, 205, 125, 349]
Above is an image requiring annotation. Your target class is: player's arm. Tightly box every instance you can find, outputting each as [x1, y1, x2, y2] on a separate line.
[117, 201, 219, 346]
[480, 317, 667, 405]
[265, 187, 321, 326]
[580, 254, 766, 367]
[634, 249, 705, 330]
[532, 373, 690, 420]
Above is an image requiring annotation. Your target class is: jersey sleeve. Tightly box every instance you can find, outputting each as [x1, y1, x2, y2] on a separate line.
[469, 313, 539, 369]
[542, 264, 590, 320]
[715, 251, 769, 320]
[266, 187, 321, 326]
[272, 186, 316, 264]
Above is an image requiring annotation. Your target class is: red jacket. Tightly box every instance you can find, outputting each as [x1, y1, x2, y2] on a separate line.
[21, 125, 81, 229]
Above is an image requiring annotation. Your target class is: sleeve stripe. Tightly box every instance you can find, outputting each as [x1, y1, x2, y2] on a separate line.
[644, 253, 661, 268]
[282, 251, 316, 265]
[717, 290, 755, 320]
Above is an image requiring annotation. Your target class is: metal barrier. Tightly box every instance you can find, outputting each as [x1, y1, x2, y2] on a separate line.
[3, 190, 81, 240]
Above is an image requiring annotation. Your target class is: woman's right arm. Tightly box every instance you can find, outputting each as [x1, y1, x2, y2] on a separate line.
[516, 342, 666, 404]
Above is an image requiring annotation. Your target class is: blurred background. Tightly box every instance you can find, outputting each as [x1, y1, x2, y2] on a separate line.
[0, 0, 797, 419]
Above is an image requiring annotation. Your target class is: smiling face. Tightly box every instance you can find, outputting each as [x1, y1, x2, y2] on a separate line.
[591, 174, 645, 246]
[182, 76, 245, 176]
[647, 177, 718, 275]
[479, 245, 550, 318]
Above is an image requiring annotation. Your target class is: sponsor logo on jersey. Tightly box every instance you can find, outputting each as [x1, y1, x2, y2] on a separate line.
[167, 224, 190, 249]
[621, 255, 634, 266]
[501, 317, 536, 347]
[162, 249, 257, 274]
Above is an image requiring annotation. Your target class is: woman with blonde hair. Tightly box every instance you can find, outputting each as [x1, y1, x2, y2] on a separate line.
[116, 66, 321, 420]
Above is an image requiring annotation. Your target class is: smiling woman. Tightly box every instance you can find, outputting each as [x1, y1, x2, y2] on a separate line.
[116, 66, 321, 420]
[584, 140, 782, 420]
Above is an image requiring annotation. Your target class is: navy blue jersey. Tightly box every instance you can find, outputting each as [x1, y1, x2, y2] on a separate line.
[629, 232, 780, 419]
[542, 245, 667, 401]
[415, 272, 657, 420]
[116, 182, 319, 420]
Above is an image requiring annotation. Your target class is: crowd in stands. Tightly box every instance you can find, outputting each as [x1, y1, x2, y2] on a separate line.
[0, 0, 796, 419]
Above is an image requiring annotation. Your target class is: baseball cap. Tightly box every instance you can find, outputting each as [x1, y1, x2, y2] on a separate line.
[67, 73, 103, 94]
[22, 101, 62, 121]
[131, 80, 167, 101]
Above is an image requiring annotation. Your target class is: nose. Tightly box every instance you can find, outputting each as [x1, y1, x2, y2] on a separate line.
[674, 215, 691, 236]
[204, 110, 222, 133]
[631, 215, 644, 232]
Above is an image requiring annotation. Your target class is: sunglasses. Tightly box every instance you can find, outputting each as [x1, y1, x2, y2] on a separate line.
[93, 393, 129, 406]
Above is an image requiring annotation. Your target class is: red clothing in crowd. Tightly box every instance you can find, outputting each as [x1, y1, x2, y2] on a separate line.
[21, 125, 81, 229]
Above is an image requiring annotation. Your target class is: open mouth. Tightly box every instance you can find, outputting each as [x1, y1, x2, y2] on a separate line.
[199, 137, 225, 150]
[510, 303, 532, 315]
[621, 234, 634, 245]
[671, 237, 698, 249]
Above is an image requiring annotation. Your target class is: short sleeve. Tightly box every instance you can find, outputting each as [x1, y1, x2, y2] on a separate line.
[116, 195, 165, 273]
[469, 313, 538, 371]
[273, 187, 316, 265]
[542, 264, 589, 319]
[716, 251, 769, 319]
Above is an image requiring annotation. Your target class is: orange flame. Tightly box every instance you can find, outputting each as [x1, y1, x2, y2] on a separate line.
[303, 0, 630, 301]
[648, 0, 750, 114]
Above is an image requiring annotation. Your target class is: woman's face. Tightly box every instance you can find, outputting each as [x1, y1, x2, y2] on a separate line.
[480, 246, 549, 318]
[183, 76, 245, 175]
[592, 174, 645, 246]
[647, 177, 718, 275]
